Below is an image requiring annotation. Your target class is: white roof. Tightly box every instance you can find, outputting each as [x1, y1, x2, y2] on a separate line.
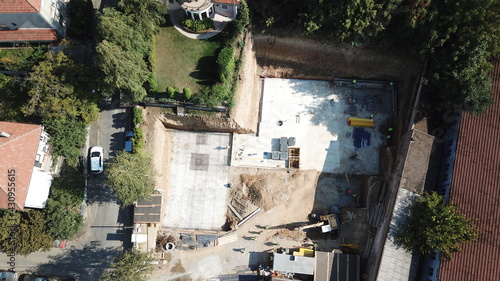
[24, 167, 52, 209]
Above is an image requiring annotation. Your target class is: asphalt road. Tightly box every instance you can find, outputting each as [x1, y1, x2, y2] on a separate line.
[0, 99, 132, 280]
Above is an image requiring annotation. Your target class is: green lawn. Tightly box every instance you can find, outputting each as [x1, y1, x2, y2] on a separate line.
[155, 20, 221, 94]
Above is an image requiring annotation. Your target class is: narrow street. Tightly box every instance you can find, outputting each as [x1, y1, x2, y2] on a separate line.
[0, 100, 131, 280]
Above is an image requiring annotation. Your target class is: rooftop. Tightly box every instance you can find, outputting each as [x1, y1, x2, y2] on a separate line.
[0, 0, 41, 13]
[438, 60, 500, 280]
[0, 122, 42, 210]
[0, 29, 58, 43]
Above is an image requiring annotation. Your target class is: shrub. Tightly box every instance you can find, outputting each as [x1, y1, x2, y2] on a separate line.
[132, 127, 144, 154]
[158, 98, 175, 103]
[216, 46, 235, 83]
[132, 107, 143, 125]
[167, 86, 176, 98]
[182, 18, 214, 32]
[143, 97, 155, 102]
[184, 88, 192, 100]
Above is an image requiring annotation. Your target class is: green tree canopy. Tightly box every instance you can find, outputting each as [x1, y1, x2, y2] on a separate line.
[43, 118, 87, 163]
[106, 151, 156, 206]
[118, 0, 167, 35]
[12, 210, 52, 256]
[96, 40, 149, 102]
[44, 164, 84, 239]
[395, 192, 478, 256]
[101, 250, 154, 281]
[21, 51, 99, 123]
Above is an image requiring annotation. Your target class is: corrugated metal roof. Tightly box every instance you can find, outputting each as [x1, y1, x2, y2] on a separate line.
[439, 60, 500, 281]
[0, 29, 57, 42]
[0, 0, 41, 13]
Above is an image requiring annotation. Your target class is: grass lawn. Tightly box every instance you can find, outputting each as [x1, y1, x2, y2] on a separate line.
[155, 18, 221, 94]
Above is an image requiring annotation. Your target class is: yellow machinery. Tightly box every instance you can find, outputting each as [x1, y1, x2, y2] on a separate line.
[347, 117, 374, 128]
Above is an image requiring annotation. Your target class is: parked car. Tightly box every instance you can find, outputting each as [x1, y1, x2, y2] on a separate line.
[89, 146, 104, 174]
[0, 271, 17, 281]
[125, 131, 134, 152]
[19, 274, 48, 281]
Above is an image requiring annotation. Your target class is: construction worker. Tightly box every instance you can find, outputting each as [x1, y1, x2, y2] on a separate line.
[240, 248, 246, 253]
[388, 127, 394, 132]
[386, 135, 391, 139]
[257, 231, 263, 235]
[250, 236, 257, 241]
[370, 114, 375, 119]
[313, 243, 318, 249]
[276, 242, 281, 247]
[352, 79, 357, 83]
[265, 225, 269, 229]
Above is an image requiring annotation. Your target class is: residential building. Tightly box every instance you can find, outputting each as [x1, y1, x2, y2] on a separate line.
[0, 121, 55, 210]
[0, 0, 67, 43]
[436, 60, 500, 280]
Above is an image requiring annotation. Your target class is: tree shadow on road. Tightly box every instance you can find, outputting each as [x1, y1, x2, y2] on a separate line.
[35, 244, 121, 280]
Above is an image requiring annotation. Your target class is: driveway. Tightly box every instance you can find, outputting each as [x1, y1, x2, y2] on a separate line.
[0, 98, 131, 280]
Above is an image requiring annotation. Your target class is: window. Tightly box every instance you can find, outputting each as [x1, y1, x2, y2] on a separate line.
[221, 4, 228, 9]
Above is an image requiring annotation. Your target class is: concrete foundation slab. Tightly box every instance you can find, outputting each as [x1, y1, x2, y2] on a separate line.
[231, 78, 394, 175]
[163, 131, 231, 230]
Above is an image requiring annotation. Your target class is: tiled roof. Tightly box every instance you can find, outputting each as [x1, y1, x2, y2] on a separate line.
[0, 122, 42, 210]
[0, 29, 58, 42]
[213, 0, 239, 4]
[439, 60, 500, 281]
[0, 0, 41, 13]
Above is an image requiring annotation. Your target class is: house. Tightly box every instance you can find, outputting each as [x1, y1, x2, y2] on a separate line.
[433, 60, 500, 280]
[0, 121, 55, 210]
[0, 0, 66, 43]
[177, 0, 239, 21]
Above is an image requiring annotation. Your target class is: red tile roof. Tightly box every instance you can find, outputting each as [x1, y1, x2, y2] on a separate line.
[0, 0, 41, 13]
[0, 29, 58, 42]
[439, 60, 500, 281]
[0, 122, 42, 210]
[213, 0, 239, 4]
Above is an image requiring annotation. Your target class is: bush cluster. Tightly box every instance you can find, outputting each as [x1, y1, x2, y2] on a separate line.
[132, 107, 143, 125]
[132, 127, 144, 154]
[182, 18, 214, 32]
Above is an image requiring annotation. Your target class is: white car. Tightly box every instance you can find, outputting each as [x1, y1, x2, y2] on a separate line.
[89, 146, 104, 174]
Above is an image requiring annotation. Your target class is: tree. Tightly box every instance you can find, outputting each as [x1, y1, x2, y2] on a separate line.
[44, 164, 84, 239]
[118, 0, 167, 35]
[95, 40, 149, 103]
[395, 192, 478, 256]
[21, 51, 99, 123]
[101, 250, 154, 281]
[106, 151, 156, 206]
[43, 118, 87, 163]
[13, 210, 53, 256]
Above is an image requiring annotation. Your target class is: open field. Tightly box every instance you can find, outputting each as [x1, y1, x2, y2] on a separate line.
[155, 18, 221, 94]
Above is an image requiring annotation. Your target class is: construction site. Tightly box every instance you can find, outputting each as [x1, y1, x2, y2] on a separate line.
[131, 70, 405, 281]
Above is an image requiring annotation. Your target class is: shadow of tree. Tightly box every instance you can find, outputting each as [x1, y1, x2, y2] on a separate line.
[387, 191, 418, 249]
[35, 244, 121, 280]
